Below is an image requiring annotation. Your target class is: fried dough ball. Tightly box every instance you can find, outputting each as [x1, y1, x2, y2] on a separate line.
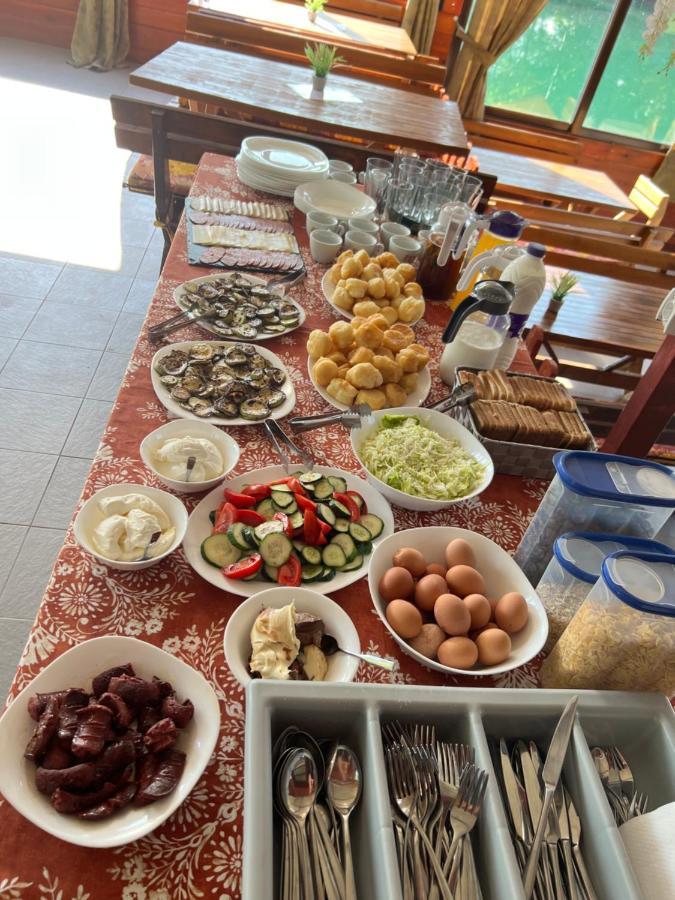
[377, 347, 395, 360]
[346, 362, 383, 390]
[398, 296, 425, 323]
[345, 278, 367, 299]
[374, 298, 390, 309]
[351, 316, 366, 330]
[397, 343, 430, 373]
[372, 355, 402, 383]
[328, 320, 354, 350]
[404, 281, 424, 299]
[312, 357, 339, 387]
[367, 313, 389, 332]
[355, 388, 387, 410]
[396, 263, 417, 284]
[341, 257, 362, 279]
[328, 262, 342, 284]
[390, 323, 415, 345]
[390, 295, 403, 311]
[399, 372, 419, 393]
[384, 276, 401, 300]
[332, 287, 354, 312]
[354, 249, 370, 268]
[362, 262, 382, 281]
[326, 351, 348, 365]
[380, 306, 398, 326]
[352, 300, 381, 319]
[353, 321, 385, 349]
[367, 276, 386, 299]
[326, 378, 357, 406]
[337, 363, 350, 379]
[384, 382, 408, 406]
[384, 267, 406, 288]
[307, 330, 333, 360]
[337, 249, 354, 264]
[375, 252, 400, 269]
[382, 327, 409, 353]
[348, 346, 374, 365]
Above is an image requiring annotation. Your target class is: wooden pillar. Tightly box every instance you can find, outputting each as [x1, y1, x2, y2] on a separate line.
[602, 335, 675, 457]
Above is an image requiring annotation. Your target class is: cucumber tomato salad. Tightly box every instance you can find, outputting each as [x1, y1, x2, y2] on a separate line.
[200, 471, 384, 587]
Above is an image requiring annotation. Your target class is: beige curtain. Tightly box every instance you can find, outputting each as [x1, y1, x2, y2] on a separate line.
[70, 0, 130, 71]
[402, 0, 440, 56]
[446, 0, 549, 120]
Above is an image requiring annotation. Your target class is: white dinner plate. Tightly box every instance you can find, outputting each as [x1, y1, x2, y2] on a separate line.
[172, 273, 306, 341]
[308, 357, 431, 412]
[183, 464, 395, 598]
[236, 154, 327, 188]
[236, 168, 297, 199]
[294, 180, 376, 220]
[0, 636, 220, 848]
[320, 270, 425, 326]
[151, 340, 296, 426]
[241, 136, 329, 176]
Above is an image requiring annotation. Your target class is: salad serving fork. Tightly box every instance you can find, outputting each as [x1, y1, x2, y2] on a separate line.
[289, 405, 374, 435]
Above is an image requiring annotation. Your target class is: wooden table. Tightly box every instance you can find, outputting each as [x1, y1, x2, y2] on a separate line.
[473, 146, 635, 214]
[189, 0, 417, 56]
[129, 42, 468, 156]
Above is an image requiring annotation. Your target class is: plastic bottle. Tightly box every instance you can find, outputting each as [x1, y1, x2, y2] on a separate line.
[494, 243, 547, 370]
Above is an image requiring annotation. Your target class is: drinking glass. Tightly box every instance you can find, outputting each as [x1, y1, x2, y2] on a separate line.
[392, 147, 420, 178]
[383, 179, 416, 224]
[363, 158, 392, 220]
[455, 172, 483, 207]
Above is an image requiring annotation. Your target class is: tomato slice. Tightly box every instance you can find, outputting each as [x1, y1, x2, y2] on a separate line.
[268, 476, 305, 495]
[237, 509, 265, 527]
[241, 484, 271, 501]
[318, 519, 333, 535]
[294, 492, 317, 513]
[273, 512, 294, 537]
[303, 508, 321, 545]
[213, 502, 238, 534]
[223, 489, 256, 509]
[333, 491, 360, 522]
[345, 490, 367, 516]
[277, 555, 301, 586]
[223, 554, 263, 579]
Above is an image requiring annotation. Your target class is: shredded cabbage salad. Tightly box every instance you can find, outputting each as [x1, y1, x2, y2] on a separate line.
[360, 415, 484, 500]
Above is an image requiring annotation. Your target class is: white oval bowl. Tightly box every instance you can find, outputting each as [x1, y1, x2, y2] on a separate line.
[0, 636, 220, 848]
[140, 419, 240, 494]
[368, 527, 549, 677]
[320, 270, 425, 325]
[294, 180, 376, 220]
[350, 407, 494, 511]
[224, 586, 360, 687]
[73, 482, 188, 570]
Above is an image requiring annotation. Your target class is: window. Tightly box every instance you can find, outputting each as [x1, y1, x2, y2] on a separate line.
[484, 0, 675, 146]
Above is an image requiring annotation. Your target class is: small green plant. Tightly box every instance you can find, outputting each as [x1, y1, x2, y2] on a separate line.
[550, 271, 578, 302]
[304, 43, 344, 78]
[305, 0, 328, 13]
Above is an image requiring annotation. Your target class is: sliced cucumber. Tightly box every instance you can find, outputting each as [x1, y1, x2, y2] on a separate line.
[270, 483, 293, 493]
[322, 543, 347, 568]
[327, 475, 348, 493]
[292, 539, 306, 552]
[338, 552, 363, 572]
[358, 514, 384, 539]
[348, 493, 365, 511]
[228, 522, 254, 551]
[289, 511, 304, 530]
[313, 479, 334, 500]
[276, 499, 298, 516]
[318, 566, 334, 581]
[201, 534, 242, 569]
[356, 540, 373, 557]
[271, 490, 295, 509]
[254, 520, 285, 541]
[317, 503, 336, 527]
[301, 546, 322, 566]
[333, 518, 350, 533]
[255, 498, 276, 521]
[329, 499, 351, 519]
[263, 563, 279, 581]
[301, 564, 323, 583]
[349, 522, 372, 542]
[241, 571, 260, 581]
[331, 533, 356, 562]
[299, 472, 322, 486]
[259, 532, 293, 566]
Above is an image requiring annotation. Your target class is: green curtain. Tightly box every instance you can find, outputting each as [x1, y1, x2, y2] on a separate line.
[70, 0, 130, 71]
[402, 0, 440, 56]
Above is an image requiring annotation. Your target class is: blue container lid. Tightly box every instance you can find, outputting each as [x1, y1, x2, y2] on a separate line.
[601, 550, 675, 616]
[553, 532, 673, 584]
[553, 451, 675, 508]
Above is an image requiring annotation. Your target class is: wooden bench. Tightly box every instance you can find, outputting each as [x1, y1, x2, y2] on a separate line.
[465, 119, 581, 165]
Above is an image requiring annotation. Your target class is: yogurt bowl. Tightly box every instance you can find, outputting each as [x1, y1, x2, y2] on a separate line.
[74, 483, 188, 571]
[140, 419, 240, 493]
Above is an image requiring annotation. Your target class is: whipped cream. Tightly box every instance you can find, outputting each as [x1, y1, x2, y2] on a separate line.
[152, 435, 223, 482]
[249, 603, 301, 680]
[92, 493, 175, 562]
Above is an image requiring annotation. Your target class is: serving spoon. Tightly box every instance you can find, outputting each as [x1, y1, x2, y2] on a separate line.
[321, 635, 398, 673]
[326, 744, 362, 900]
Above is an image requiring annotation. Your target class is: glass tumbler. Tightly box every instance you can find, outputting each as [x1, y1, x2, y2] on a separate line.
[383, 179, 416, 224]
[363, 158, 392, 220]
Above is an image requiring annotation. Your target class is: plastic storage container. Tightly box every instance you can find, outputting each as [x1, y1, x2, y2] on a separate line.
[540, 549, 675, 693]
[514, 451, 675, 584]
[536, 532, 672, 653]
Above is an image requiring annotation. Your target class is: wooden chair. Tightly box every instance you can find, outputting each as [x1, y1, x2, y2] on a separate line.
[615, 174, 669, 227]
[463, 119, 580, 165]
[523, 326, 559, 378]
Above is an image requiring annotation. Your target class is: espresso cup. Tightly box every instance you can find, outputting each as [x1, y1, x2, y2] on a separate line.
[381, 221, 411, 249]
[388, 235, 421, 263]
[307, 211, 339, 234]
[348, 217, 378, 235]
[344, 230, 383, 255]
[330, 171, 358, 185]
[310, 229, 342, 264]
[328, 160, 353, 174]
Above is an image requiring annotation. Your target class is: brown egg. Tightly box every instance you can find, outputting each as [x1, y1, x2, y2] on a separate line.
[409, 624, 446, 660]
[487, 596, 499, 618]
[434, 594, 471, 635]
[476, 629, 511, 666]
[445, 565, 486, 598]
[379, 567, 414, 602]
[393, 547, 427, 578]
[386, 599, 423, 639]
[426, 562, 447, 578]
[444, 538, 476, 570]
[495, 592, 529, 634]
[415, 574, 449, 612]
[469, 622, 499, 641]
[437, 637, 478, 670]
[463, 594, 492, 630]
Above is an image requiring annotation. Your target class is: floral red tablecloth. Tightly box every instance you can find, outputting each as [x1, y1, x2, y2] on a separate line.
[0, 154, 546, 899]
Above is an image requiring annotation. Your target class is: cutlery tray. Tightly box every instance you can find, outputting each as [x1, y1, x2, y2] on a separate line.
[243, 682, 675, 900]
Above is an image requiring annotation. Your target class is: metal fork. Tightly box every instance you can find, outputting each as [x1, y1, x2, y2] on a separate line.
[443, 763, 489, 890]
[611, 748, 635, 800]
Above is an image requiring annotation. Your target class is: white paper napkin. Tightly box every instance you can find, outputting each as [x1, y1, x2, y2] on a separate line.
[620, 802, 675, 899]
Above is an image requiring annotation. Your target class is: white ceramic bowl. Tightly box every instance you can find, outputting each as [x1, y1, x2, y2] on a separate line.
[309, 358, 431, 412]
[350, 407, 494, 511]
[0, 636, 220, 848]
[294, 180, 376, 220]
[73, 482, 188, 571]
[321, 269, 425, 325]
[368, 527, 549, 677]
[224, 586, 360, 687]
[140, 419, 240, 494]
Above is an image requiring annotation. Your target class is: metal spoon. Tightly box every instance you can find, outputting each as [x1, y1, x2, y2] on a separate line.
[320, 634, 398, 673]
[280, 748, 319, 900]
[185, 455, 196, 482]
[326, 744, 362, 900]
[140, 530, 162, 561]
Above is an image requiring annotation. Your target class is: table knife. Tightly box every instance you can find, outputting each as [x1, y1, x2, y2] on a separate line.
[523, 696, 579, 899]
[556, 783, 578, 900]
[518, 742, 553, 900]
[567, 789, 598, 900]
[530, 742, 566, 900]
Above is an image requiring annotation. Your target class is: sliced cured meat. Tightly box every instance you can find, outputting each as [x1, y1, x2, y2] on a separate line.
[188, 211, 209, 225]
[200, 247, 225, 264]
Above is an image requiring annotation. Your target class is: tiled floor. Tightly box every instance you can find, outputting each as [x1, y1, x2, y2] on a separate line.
[0, 38, 163, 701]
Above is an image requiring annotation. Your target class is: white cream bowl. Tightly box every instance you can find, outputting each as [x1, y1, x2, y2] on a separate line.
[350, 407, 494, 511]
[140, 419, 240, 494]
[224, 586, 360, 687]
[73, 482, 188, 571]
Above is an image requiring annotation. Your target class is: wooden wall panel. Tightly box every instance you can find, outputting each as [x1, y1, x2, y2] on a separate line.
[0, 0, 78, 49]
[128, 0, 187, 62]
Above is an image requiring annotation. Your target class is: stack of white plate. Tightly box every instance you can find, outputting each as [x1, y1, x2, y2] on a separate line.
[236, 136, 329, 197]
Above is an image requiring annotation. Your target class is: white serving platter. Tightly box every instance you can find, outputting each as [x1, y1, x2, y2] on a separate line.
[241, 136, 329, 176]
[308, 357, 431, 411]
[321, 270, 424, 325]
[294, 180, 376, 220]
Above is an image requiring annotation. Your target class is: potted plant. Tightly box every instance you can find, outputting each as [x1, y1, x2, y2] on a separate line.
[304, 43, 344, 95]
[305, 0, 327, 23]
[548, 271, 578, 313]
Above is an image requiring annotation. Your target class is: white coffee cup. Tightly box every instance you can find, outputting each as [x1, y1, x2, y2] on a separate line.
[344, 230, 383, 254]
[381, 222, 411, 249]
[330, 171, 358, 185]
[328, 160, 353, 173]
[389, 235, 421, 263]
[348, 217, 378, 235]
[310, 229, 342, 264]
[307, 211, 339, 234]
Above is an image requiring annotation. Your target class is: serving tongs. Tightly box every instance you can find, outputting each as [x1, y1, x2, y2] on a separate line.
[289, 404, 373, 435]
[264, 419, 315, 473]
[425, 383, 476, 414]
